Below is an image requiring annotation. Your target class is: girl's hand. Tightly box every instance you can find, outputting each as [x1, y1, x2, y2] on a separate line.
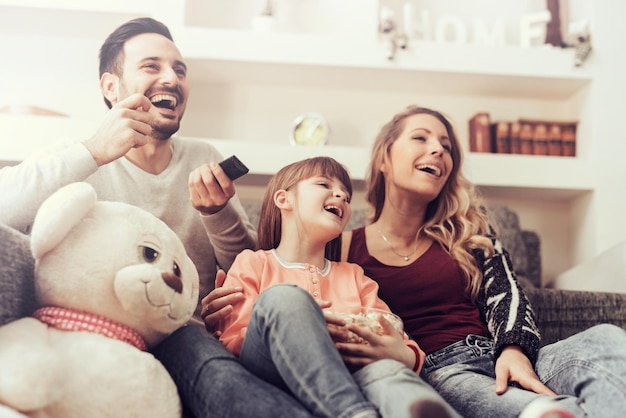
[333, 316, 416, 370]
[317, 299, 332, 311]
[324, 310, 350, 343]
[494, 345, 556, 396]
[200, 270, 243, 336]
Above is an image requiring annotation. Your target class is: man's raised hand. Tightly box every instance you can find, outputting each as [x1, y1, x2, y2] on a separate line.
[84, 94, 154, 166]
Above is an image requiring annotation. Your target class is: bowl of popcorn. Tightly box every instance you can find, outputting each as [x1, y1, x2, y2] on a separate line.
[326, 306, 403, 344]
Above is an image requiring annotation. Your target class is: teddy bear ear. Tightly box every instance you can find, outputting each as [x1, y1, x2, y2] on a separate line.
[30, 182, 98, 259]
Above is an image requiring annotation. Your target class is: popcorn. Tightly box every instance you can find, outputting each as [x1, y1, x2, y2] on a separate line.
[327, 308, 403, 344]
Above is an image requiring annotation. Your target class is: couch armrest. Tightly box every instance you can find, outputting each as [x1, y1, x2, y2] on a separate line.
[522, 284, 626, 346]
[0, 223, 37, 326]
[521, 230, 541, 288]
[487, 204, 541, 287]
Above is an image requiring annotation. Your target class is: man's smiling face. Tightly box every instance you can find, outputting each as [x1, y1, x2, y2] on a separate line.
[116, 32, 189, 140]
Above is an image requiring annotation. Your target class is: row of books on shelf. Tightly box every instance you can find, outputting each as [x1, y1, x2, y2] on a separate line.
[468, 113, 577, 157]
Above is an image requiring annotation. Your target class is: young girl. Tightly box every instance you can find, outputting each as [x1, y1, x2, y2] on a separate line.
[214, 157, 459, 418]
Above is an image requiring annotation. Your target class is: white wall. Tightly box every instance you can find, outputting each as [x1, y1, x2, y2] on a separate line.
[586, 1, 626, 256]
[1, 0, 623, 288]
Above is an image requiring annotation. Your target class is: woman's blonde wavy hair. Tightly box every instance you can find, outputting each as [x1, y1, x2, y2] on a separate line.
[366, 105, 495, 300]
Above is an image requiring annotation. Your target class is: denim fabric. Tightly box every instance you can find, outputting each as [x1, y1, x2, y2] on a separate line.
[152, 324, 313, 418]
[422, 324, 626, 418]
[240, 284, 378, 418]
[354, 358, 462, 418]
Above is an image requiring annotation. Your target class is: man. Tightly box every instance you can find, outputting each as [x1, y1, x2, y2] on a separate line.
[1, 18, 252, 322]
[0, 17, 312, 417]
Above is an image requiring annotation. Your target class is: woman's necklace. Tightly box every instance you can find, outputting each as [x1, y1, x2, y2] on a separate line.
[376, 228, 419, 262]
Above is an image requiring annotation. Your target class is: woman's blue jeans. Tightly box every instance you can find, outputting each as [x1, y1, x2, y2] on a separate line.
[422, 324, 626, 418]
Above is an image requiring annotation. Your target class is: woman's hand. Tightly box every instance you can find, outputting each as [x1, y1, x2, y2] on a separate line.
[200, 270, 243, 336]
[495, 345, 556, 396]
[327, 314, 416, 370]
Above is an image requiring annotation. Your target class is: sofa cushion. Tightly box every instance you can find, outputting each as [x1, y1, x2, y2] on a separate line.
[486, 204, 529, 277]
[0, 223, 37, 326]
[524, 286, 626, 345]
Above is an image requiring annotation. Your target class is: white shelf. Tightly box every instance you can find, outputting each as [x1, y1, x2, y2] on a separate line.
[0, 1, 591, 101]
[209, 139, 594, 199]
[0, 114, 594, 202]
[207, 139, 371, 180]
[180, 28, 591, 100]
[464, 153, 594, 200]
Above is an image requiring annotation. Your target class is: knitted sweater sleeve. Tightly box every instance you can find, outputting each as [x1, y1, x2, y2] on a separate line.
[474, 239, 542, 364]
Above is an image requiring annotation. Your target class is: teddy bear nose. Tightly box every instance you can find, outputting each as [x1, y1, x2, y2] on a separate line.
[162, 271, 183, 293]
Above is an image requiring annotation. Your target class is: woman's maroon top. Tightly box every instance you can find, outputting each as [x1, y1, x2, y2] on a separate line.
[347, 227, 490, 354]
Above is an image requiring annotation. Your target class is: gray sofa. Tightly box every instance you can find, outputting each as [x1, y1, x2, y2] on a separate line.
[242, 201, 626, 346]
[2, 202, 625, 346]
[2, 203, 623, 418]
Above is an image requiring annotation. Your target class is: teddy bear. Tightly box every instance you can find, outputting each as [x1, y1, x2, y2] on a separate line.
[0, 182, 199, 418]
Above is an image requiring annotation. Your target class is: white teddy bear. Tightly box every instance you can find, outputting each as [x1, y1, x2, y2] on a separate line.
[0, 182, 199, 417]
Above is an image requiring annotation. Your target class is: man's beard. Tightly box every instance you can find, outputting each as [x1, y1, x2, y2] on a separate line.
[150, 118, 181, 141]
[118, 82, 183, 140]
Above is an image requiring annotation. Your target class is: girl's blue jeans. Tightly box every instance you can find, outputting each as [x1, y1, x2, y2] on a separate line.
[422, 324, 626, 418]
[240, 284, 460, 418]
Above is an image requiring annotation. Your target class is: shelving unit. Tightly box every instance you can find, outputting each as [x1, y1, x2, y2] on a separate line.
[179, 28, 590, 98]
[0, 0, 602, 282]
[177, 31, 592, 198]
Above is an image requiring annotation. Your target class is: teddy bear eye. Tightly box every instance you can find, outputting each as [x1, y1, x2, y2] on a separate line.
[173, 261, 181, 278]
[138, 245, 160, 263]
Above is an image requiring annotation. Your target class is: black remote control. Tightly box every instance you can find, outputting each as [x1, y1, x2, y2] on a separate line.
[218, 155, 249, 181]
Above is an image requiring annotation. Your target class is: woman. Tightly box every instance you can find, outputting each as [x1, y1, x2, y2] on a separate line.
[337, 105, 626, 418]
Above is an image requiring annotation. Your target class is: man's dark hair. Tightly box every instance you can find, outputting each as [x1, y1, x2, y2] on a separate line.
[98, 17, 173, 108]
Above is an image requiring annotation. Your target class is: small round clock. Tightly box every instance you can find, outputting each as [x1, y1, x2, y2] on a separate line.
[290, 113, 329, 146]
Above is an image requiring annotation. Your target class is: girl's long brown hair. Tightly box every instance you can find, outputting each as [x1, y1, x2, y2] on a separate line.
[257, 157, 353, 260]
[366, 105, 495, 300]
